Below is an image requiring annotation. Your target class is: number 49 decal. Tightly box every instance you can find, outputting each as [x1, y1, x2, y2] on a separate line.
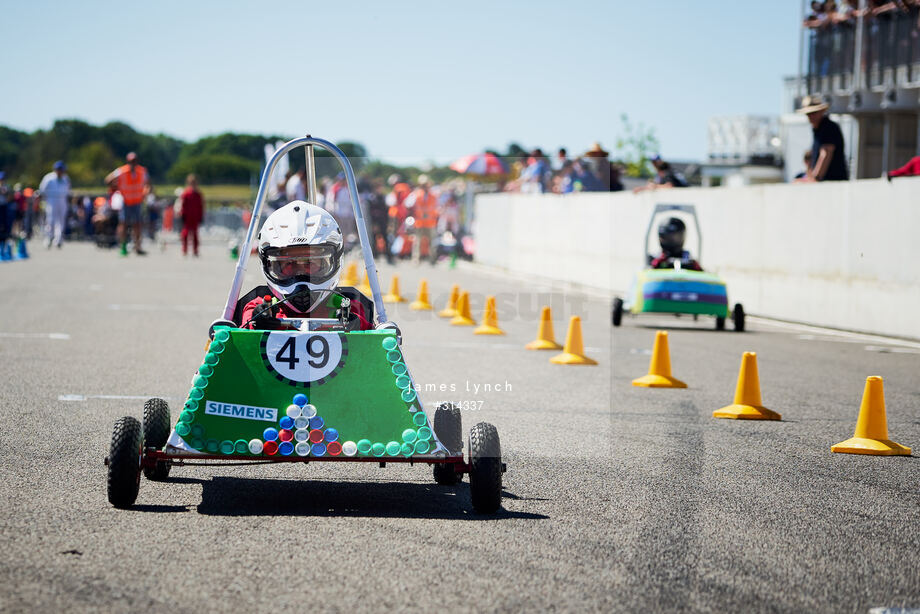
[263, 332, 345, 384]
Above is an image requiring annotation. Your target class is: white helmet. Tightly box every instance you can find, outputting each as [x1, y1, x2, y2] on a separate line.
[257, 201, 343, 313]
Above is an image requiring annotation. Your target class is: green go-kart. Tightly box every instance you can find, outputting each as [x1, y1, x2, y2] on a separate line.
[104, 136, 505, 513]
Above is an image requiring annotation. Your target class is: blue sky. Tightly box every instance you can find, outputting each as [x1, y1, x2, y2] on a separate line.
[3, 0, 802, 164]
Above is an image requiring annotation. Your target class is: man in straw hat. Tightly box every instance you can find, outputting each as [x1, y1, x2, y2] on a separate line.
[797, 94, 848, 182]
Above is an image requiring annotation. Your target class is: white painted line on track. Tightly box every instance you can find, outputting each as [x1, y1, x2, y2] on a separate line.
[108, 304, 215, 312]
[0, 332, 70, 340]
[59, 394, 174, 402]
[748, 316, 920, 350]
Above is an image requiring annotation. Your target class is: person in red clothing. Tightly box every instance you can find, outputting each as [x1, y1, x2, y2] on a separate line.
[887, 156, 920, 180]
[232, 201, 374, 331]
[178, 174, 204, 256]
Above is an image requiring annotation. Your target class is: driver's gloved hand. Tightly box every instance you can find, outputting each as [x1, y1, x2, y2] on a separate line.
[250, 299, 277, 329]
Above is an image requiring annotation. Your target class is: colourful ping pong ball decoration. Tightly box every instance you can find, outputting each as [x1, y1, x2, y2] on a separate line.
[414, 439, 430, 454]
[286, 404, 302, 419]
[294, 429, 309, 442]
[294, 416, 309, 430]
[206, 439, 219, 453]
[309, 430, 324, 444]
[208, 340, 225, 354]
[382, 337, 398, 351]
[302, 404, 317, 419]
[412, 411, 427, 427]
[263, 441, 279, 455]
[392, 363, 407, 376]
[189, 387, 204, 401]
[248, 439, 264, 454]
[386, 441, 401, 456]
[279, 441, 294, 456]
[386, 350, 401, 363]
[417, 426, 432, 441]
[214, 329, 230, 343]
[219, 440, 234, 455]
[198, 364, 213, 377]
[371, 442, 385, 457]
[395, 375, 411, 389]
[279, 429, 293, 442]
[342, 441, 358, 456]
[311, 443, 327, 457]
[176, 423, 191, 437]
[293, 393, 308, 407]
[401, 388, 417, 402]
[327, 441, 343, 456]
[402, 429, 417, 444]
[309, 416, 324, 430]
[191, 438, 204, 450]
[234, 439, 248, 454]
[295, 441, 310, 456]
[323, 428, 339, 443]
[279, 416, 294, 430]
[263, 427, 279, 442]
[400, 443, 414, 457]
[204, 352, 219, 366]
[357, 439, 372, 455]
[178, 410, 194, 424]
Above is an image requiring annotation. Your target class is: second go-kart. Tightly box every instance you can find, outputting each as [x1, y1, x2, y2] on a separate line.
[105, 136, 506, 514]
[612, 203, 744, 332]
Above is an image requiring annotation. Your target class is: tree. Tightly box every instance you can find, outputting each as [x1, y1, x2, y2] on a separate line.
[615, 113, 660, 178]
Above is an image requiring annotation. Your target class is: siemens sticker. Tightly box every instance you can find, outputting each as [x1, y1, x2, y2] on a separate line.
[204, 400, 278, 422]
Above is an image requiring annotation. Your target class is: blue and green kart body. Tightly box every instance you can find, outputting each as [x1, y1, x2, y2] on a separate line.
[626, 269, 729, 319]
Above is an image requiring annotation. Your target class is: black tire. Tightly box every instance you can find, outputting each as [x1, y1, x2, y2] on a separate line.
[107, 416, 143, 508]
[468, 422, 502, 513]
[433, 403, 463, 485]
[715, 316, 726, 331]
[732, 303, 745, 332]
[611, 298, 623, 327]
[143, 398, 171, 480]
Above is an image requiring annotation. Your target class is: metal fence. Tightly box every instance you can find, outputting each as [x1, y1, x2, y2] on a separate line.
[805, 7, 920, 93]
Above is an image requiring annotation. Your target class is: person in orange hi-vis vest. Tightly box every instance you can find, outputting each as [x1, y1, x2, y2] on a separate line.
[406, 174, 438, 265]
[105, 152, 151, 256]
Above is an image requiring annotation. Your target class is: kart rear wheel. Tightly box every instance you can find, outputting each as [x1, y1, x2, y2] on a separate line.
[468, 422, 502, 513]
[611, 298, 623, 327]
[433, 403, 463, 485]
[107, 416, 143, 509]
[143, 398, 171, 481]
[715, 316, 726, 331]
[732, 303, 745, 332]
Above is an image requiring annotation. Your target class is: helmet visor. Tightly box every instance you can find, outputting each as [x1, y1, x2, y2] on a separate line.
[263, 244, 340, 285]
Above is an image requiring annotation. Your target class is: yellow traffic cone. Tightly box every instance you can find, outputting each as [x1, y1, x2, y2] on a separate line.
[358, 271, 372, 296]
[342, 262, 359, 287]
[632, 331, 685, 387]
[410, 279, 434, 311]
[832, 376, 911, 455]
[550, 316, 597, 365]
[525, 306, 562, 350]
[474, 296, 505, 335]
[713, 352, 781, 420]
[438, 284, 459, 318]
[449, 291, 476, 326]
[383, 276, 405, 303]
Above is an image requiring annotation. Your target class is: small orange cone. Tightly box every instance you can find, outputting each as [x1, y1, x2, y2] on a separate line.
[341, 262, 359, 287]
[383, 276, 405, 303]
[438, 285, 459, 318]
[713, 352, 781, 420]
[632, 331, 685, 387]
[358, 271, 372, 296]
[832, 376, 911, 455]
[525, 306, 562, 350]
[410, 279, 433, 311]
[449, 291, 476, 326]
[474, 296, 505, 335]
[550, 316, 597, 365]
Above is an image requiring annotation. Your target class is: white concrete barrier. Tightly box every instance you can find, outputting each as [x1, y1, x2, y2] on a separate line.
[473, 177, 920, 339]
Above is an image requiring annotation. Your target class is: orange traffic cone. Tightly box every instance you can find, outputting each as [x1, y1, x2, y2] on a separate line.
[550, 316, 597, 365]
[449, 291, 476, 326]
[713, 352, 781, 420]
[474, 296, 505, 335]
[358, 271, 372, 296]
[438, 284, 459, 318]
[832, 376, 911, 455]
[341, 262, 359, 287]
[632, 331, 685, 387]
[525, 306, 562, 350]
[383, 276, 405, 303]
[410, 280, 433, 311]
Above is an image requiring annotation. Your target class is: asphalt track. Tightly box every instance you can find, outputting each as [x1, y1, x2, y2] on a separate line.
[1, 240, 919, 613]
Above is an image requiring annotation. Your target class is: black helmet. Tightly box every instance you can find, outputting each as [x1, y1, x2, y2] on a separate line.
[658, 217, 686, 258]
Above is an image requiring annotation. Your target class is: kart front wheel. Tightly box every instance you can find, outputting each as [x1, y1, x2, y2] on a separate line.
[143, 398, 171, 480]
[611, 298, 623, 327]
[715, 316, 726, 331]
[732, 303, 745, 332]
[107, 416, 143, 508]
[468, 422, 502, 513]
